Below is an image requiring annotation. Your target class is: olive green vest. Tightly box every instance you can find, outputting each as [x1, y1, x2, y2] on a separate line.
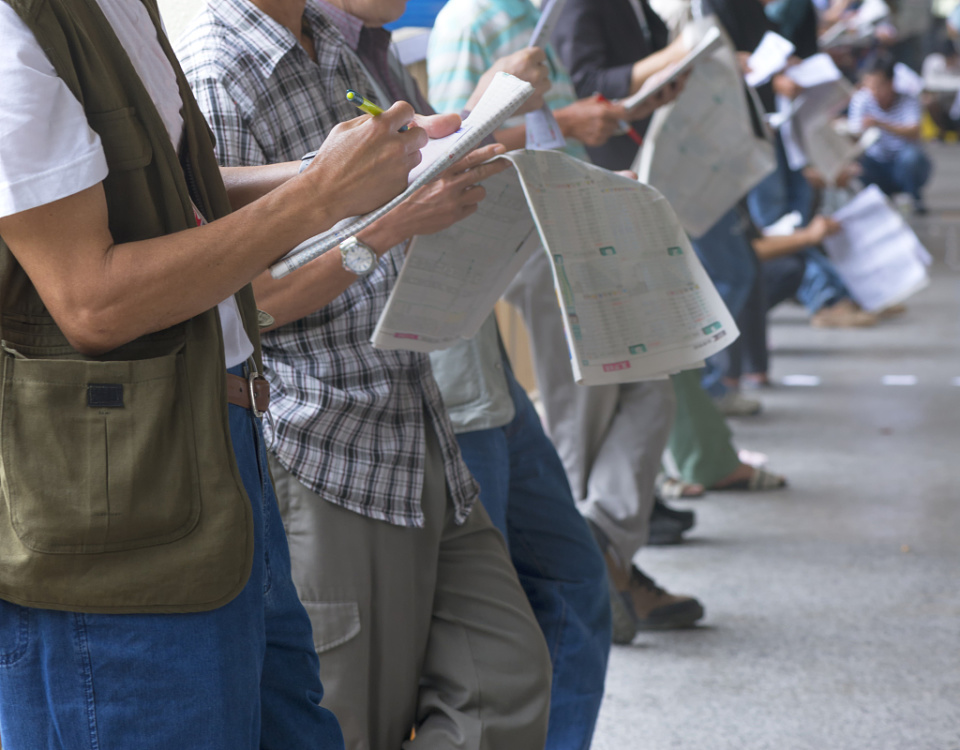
[0, 0, 262, 613]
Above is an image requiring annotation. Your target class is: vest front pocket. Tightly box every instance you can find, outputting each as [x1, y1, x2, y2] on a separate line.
[1, 347, 202, 554]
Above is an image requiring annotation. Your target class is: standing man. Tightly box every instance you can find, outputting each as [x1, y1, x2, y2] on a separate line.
[429, 0, 706, 647]
[0, 0, 437, 747]
[178, 2, 555, 749]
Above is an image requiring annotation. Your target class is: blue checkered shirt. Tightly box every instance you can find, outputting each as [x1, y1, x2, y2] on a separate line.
[176, 0, 478, 527]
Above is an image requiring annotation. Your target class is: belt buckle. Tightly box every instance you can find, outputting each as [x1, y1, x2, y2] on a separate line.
[248, 369, 265, 419]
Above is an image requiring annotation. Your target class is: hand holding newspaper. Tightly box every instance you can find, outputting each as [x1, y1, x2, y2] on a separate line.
[270, 72, 534, 279]
[372, 149, 738, 386]
[620, 25, 723, 113]
[822, 185, 930, 312]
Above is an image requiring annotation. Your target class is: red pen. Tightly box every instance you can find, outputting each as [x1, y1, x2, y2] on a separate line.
[596, 93, 643, 146]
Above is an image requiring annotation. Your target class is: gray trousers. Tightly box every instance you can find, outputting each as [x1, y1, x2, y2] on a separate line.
[269, 420, 551, 750]
[504, 250, 676, 567]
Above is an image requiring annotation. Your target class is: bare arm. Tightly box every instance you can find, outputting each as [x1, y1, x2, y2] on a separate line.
[751, 216, 841, 260]
[863, 115, 921, 140]
[0, 104, 430, 355]
[629, 36, 688, 95]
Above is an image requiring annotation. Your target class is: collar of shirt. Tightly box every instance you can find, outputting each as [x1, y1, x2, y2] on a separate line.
[314, 0, 428, 110]
[207, 0, 329, 78]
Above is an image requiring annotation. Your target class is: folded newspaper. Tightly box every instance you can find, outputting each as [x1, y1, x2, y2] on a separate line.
[270, 71, 534, 279]
[372, 149, 738, 386]
[634, 17, 776, 238]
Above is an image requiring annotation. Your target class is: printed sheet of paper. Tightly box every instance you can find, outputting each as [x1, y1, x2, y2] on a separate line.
[822, 185, 930, 312]
[785, 53, 843, 88]
[506, 150, 738, 384]
[270, 72, 534, 279]
[526, 105, 567, 150]
[620, 24, 723, 113]
[373, 150, 738, 385]
[635, 18, 776, 238]
[776, 73, 861, 182]
[524, 0, 569, 150]
[744, 31, 795, 88]
[372, 170, 540, 351]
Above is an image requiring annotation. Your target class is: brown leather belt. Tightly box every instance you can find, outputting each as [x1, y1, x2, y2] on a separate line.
[226, 372, 270, 416]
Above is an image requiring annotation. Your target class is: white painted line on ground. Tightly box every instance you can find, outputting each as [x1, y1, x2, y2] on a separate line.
[882, 375, 918, 386]
[782, 374, 821, 386]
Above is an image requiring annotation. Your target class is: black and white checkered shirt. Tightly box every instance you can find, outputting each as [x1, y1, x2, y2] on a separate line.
[177, 0, 478, 527]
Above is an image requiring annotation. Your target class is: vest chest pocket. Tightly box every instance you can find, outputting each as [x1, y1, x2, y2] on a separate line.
[88, 107, 153, 171]
[0, 347, 202, 555]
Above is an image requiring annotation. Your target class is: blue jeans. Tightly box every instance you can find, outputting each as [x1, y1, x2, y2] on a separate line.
[0, 372, 343, 750]
[859, 144, 933, 203]
[796, 248, 848, 314]
[748, 132, 814, 228]
[690, 207, 757, 398]
[455, 368, 611, 750]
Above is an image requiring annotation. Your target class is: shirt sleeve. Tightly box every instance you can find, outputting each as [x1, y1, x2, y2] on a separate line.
[0, 3, 108, 218]
[552, 0, 634, 101]
[427, 9, 490, 115]
[901, 94, 922, 125]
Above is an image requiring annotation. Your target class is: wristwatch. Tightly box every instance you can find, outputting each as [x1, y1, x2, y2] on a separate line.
[340, 236, 377, 277]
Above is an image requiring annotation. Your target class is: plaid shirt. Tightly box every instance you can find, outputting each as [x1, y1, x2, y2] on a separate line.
[176, 0, 478, 527]
[427, 0, 589, 162]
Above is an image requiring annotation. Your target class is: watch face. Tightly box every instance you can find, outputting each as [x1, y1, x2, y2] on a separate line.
[344, 241, 376, 274]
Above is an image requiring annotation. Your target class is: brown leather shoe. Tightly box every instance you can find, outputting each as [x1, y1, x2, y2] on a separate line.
[810, 298, 878, 328]
[620, 567, 705, 631]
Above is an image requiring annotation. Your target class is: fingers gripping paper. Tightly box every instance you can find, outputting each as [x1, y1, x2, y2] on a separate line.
[270, 72, 534, 279]
[372, 149, 738, 386]
[633, 18, 776, 239]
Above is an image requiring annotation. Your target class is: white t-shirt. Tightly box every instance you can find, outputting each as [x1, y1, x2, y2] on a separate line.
[0, 0, 253, 367]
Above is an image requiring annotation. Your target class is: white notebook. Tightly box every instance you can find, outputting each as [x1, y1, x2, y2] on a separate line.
[270, 72, 534, 279]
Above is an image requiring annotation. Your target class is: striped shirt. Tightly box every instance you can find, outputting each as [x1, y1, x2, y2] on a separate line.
[427, 0, 589, 161]
[848, 87, 922, 162]
[177, 0, 478, 528]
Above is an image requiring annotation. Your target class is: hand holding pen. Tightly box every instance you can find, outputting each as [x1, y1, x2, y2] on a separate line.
[595, 93, 644, 146]
[347, 90, 410, 131]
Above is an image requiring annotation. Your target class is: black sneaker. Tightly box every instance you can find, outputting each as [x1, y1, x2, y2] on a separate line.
[647, 499, 695, 546]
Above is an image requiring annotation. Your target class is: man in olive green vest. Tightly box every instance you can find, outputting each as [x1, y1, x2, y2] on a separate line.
[0, 0, 458, 747]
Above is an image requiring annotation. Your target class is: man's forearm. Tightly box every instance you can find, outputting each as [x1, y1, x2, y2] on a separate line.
[878, 121, 921, 140]
[220, 162, 301, 210]
[0, 174, 346, 355]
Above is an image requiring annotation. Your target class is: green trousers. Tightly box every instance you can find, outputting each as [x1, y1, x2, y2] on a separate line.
[667, 369, 741, 488]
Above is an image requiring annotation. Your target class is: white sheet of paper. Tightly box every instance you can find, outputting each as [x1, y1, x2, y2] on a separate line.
[893, 62, 924, 97]
[270, 72, 534, 278]
[526, 105, 567, 150]
[529, 0, 568, 49]
[822, 185, 930, 312]
[373, 150, 738, 386]
[745, 31, 795, 88]
[372, 170, 539, 351]
[635, 18, 776, 238]
[505, 150, 738, 385]
[785, 53, 842, 88]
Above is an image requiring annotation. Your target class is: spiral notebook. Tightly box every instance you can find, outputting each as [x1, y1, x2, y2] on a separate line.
[270, 72, 534, 279]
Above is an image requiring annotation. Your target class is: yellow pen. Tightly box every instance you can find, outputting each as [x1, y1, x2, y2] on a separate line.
[346, 90, 409, 131]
